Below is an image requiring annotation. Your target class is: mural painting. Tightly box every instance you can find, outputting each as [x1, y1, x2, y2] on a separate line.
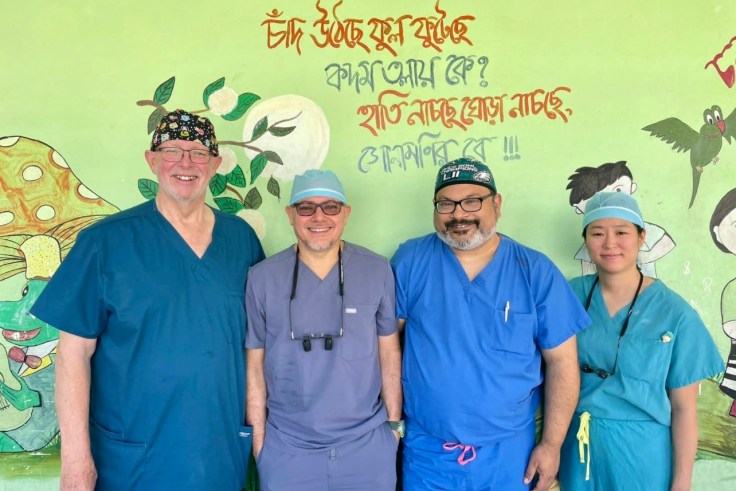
[0, 137, 118, 472]
[642, 105, 736, 208]
[1, 0, 736, 488]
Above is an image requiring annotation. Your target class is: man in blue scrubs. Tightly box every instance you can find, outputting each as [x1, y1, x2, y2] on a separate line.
[392, 157, 590, 491]
[246, 170, 402, 490]
[31, 110, 264, 490]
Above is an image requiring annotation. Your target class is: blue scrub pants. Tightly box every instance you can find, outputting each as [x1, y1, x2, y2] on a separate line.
[402, 419, 536, 491]
[256, 423, 398, 491]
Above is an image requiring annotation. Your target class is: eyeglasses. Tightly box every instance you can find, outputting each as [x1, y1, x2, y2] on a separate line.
[580, 270, 643, 379]
[581, 363, 612, 379]
[433, 193, 494, 214]
[293, 200, 343, 216]
[157, 147, 212, 164]
[289, 246, 344, 352]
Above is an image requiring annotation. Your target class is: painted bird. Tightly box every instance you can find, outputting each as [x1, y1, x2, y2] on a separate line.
[642, 105, 736, 208]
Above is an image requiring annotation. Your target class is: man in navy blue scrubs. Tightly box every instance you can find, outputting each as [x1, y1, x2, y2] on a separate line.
[32, 110, 264, 490]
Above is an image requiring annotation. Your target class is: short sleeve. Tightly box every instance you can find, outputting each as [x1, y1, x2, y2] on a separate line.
[533, 259, 591, 350]
[30, 230, 106, 339]
[390, 242, 413, 320]
[376, 260, 397, 336]
[244, 267, 267, 349]
[666, 307, 724, 389]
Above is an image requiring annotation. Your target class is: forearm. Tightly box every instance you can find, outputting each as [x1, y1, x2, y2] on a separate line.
[670, 384, 699, 491]
[378, 332, 402, 420]
[246, 349, 267, 454]
[55, 334, 95, 463]
[541, 339, 580, 448]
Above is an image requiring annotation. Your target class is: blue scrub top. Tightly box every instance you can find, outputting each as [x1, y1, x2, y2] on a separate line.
[32, 200, 264, 490]
[392, 233, 590, 446]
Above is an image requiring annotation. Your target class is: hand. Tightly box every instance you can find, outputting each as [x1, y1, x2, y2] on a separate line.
[391, 429, 401, 442]
[252, 440, 264, 459]
[670, 476, 691, 491]
[524, 441, 560, 491]
[60, 457, 97, 491]
[251, 429, 265, 459]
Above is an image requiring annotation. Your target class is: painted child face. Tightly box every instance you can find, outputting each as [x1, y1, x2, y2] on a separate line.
[714, 207, 736, 255]
[574, 176, 637, 215]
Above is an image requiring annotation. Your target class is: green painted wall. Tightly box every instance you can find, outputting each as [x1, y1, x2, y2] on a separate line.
[1, 0, 736, 488]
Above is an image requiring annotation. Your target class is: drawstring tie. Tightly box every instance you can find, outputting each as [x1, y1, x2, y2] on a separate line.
[576, 412, 591, 481]
[442, 442, 477, 465]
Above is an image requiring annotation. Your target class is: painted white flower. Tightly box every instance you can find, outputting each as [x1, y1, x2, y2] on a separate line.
[241, 95, 330, 181]
[217, 148, 237, 175]
[236, 209, 267, 240]
[208, 87, 239, 116]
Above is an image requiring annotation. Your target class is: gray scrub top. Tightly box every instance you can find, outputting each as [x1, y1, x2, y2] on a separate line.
[246, 242, 396, 452]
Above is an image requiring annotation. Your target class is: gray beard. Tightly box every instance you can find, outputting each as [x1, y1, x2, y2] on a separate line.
[437, 225, 497, 251]
[304, 239, 336, 252]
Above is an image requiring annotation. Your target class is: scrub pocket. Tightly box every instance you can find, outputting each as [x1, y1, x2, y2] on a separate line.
[89, 420, 146, 490]
[490, 308, 536, 356]
[341, 304, 378, 360]
[618, 335, 673, 384]
[239, 425, 253, 470]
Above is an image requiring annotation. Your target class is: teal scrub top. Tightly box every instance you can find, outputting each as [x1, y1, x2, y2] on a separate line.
[32, 201, 264, 490]
[570, 275, 724, 425]
[559, 275, 724, 490]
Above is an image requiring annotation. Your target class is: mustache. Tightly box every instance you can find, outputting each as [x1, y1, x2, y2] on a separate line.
[445, 219, 480, 229]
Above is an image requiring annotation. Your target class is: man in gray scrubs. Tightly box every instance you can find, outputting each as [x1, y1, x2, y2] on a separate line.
[246, 169, 402, 490]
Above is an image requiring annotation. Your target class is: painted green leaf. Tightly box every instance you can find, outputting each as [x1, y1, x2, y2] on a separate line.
[227, 165, 246, 187]
[267, 177, 281, 201]
[222, 92, 260, 121]
[147, 108, 165, 134]
[250, 116, 268, 141]
[250, 153, 268, 184]
[153, 76, 175, 105]
[269, 126, 296, 137]
[214, 197, 245, 214]
[263, 151, 283, 165]
[243, 187, 263, 210]
[209, 174, 227, 196]
[202, 77, 225, 109]
[138, 178, 158, 200]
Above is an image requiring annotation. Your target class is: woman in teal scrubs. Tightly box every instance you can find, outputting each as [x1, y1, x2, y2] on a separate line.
[558, 192, 724, 491]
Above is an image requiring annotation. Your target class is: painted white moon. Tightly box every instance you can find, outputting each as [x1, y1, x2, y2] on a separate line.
[242, 94, 330, 181]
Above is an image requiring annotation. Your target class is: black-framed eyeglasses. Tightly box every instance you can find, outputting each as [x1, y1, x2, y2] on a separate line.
[289, 245, 344, 351]
[157, 147, 213, 164]
[433, 193, 494, 214]
[579, 270, 643, 378]
[292, 200, 344, 217]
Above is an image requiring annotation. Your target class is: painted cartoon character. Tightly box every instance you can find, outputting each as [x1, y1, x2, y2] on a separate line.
[642, 105, 736, 208]
[0, 136, 118, 453]
[0, 343, 40, 451]
[710, 187, 736, 416]
[566, 161, 675, 276]
[0, 278, 57, 451]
